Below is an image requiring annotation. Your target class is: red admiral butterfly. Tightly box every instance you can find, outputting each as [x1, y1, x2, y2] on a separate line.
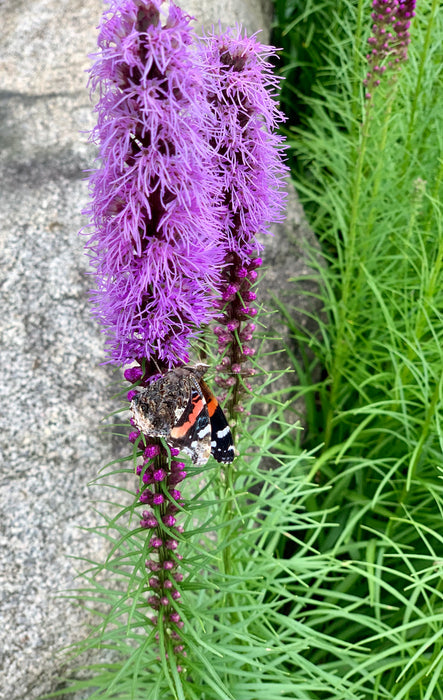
[130, 364, 235, 466]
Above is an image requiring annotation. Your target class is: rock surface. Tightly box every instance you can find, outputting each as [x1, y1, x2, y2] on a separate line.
[0, 1, 317, 698]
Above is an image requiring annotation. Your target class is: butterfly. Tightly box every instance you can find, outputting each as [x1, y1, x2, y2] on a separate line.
[130, 364, 234, 465]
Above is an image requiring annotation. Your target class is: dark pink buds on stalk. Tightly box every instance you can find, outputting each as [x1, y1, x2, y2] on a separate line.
[140, 438, 188, 664]
[124, 366, 143, 383]
[141, 515, 158, 528]
[146, 560, 160, 572]
[152, 494, 164, 505]
[364, 0, 416, 97]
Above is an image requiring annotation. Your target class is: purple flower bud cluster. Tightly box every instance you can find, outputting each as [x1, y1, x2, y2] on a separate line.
[364, 0, 416, 99]
[212, 255, 261, 407]
[199, 30, 288, 412]
[85, 0, 224, 367]
[125, 369, 186, 667]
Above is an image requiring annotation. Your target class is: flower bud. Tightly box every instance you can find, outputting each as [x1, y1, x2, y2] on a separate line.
[124, 366, 143, 382]
[152, 494, 164, 505]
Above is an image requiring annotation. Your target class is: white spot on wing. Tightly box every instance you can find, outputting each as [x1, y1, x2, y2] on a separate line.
[197, 424, 211, 439]
[216, 425, 231, 439]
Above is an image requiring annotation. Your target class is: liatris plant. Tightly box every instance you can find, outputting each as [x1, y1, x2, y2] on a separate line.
[272, 0, 443, 698]
[71, 0, 289, 695]
[200, 30, 287, 422]
[85, 0, 227, 671]
[61, 1, 443, 698]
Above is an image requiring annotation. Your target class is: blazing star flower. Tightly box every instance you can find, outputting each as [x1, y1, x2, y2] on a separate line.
[86, 0, 288, 670]
[199, 29, 288, 412]
[85, 0, 229, 669]
[364, 0, 416, 99]
[85, 0, 224, 368]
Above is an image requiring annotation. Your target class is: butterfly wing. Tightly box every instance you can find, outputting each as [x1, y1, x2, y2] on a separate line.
[198, 379, 235, 464]
[169, 378, 212, 465]
[130, 371, 191, 437]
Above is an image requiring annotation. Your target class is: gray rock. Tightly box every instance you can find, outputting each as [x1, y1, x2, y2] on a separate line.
[0, 1, 314, 698]
[259, 184, 322, 428]
[187, 0, 273, 34]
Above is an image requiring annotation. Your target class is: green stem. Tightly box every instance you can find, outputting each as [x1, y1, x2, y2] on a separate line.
[414, 163, 443, 339]
[351, 0, 365, 132]
[218, 462, 242, 625]
[406, 377, 441, 490]
[402, 0, 440, 171]
[323, 103, 371, 449]
[398, 159, 443, 390]
[324, 1, 440, 452]
[218, 320, 250, 617]
[362, 87, 397, 237]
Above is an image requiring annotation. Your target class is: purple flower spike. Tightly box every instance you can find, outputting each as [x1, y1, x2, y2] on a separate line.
[201, 28, 287, 264]
[365, 0, 416, 97]
[199, 28, 288, 413]
[86, 2, 289, 673]
[85, 0, 225, 366]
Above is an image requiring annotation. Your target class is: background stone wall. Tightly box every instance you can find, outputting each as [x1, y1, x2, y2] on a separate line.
[0, 1, 316, 697]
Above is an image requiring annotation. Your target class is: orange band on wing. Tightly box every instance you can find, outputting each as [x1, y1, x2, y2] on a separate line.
[198, 379, 218, 418]
[170, 394, 205, 439]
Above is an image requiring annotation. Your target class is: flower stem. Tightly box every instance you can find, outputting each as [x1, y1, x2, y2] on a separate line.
[323, 104, 371, 449]
[402, 0, 440, 170]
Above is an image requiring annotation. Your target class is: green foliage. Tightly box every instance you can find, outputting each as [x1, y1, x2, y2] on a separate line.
[272, 0, 443, 697]
[52, 373, 360, 700]
[53, 1, 443, 698]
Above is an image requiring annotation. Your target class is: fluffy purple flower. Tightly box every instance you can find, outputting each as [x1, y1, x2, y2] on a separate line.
[201, 28, 287, 262]
[85, 0, 224, 367]
[199, 29, 288, 408]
